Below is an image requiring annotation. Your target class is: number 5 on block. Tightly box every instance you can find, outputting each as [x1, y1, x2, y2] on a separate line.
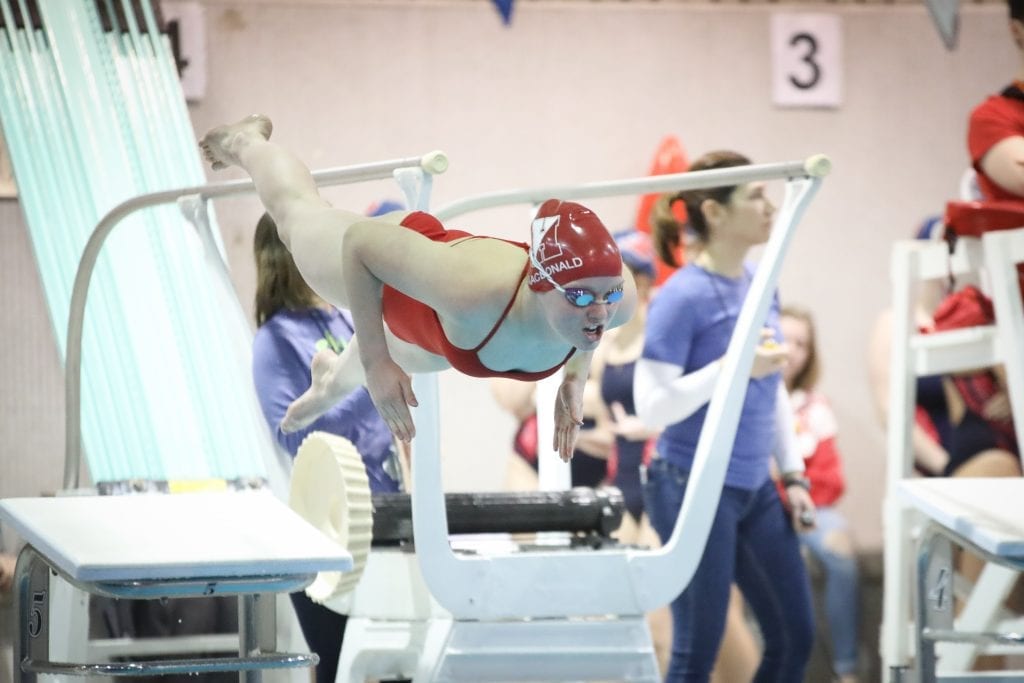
[771, 13, 842, 109]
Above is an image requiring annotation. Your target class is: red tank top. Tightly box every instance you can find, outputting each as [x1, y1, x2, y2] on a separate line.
[380, 212, 576, 380]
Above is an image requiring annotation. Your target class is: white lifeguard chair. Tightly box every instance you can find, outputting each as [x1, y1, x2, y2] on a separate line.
[882, 198, 1024, 682]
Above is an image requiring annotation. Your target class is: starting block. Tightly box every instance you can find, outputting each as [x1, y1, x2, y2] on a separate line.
[0, 490, 352, 682]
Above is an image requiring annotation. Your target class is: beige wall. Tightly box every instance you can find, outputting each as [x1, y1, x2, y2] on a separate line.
[3, 0, 1017, 552]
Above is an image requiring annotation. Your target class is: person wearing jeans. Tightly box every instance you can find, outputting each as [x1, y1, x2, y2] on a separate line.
[635, 150, 816, 682]
[644, 460, 816, 682]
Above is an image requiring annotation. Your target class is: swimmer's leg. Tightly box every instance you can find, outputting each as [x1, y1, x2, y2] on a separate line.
[200, 115, 379, 307]
[281, 341, 365, 433]
[282, 330, 451, 433]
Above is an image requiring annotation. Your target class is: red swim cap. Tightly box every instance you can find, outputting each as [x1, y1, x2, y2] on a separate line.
[527, 199, 622, 292]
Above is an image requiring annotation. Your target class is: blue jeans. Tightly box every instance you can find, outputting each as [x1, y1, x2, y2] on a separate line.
[800, 506, 861, 676]
[644, 458, 815, 683]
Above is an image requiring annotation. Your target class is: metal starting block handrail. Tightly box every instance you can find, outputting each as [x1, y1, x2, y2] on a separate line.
[63, 151, 448, 490]
[412, 155, 830, 619]
[432, 156, 829, 221]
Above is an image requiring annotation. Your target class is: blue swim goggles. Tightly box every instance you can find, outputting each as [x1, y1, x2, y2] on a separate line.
[529, 250, 625, 308]
[554, 283, 625, 307]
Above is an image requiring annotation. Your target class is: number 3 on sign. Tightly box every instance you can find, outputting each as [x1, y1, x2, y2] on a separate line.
[771, 14, 842, 108]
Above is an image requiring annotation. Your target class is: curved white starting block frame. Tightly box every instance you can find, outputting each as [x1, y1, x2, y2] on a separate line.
[411, 155, 831, 623]
[329, 156, 830, 683]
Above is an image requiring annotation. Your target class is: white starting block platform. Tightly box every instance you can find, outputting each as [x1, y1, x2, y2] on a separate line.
[898, 478, 1024, 683]
[0, 490, 353, 681]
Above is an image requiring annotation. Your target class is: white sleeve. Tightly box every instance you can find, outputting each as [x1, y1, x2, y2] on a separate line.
[634, 357, 722, 430]
[773, 382, 804, 475]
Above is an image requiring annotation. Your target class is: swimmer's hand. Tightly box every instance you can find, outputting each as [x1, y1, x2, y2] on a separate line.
[365, 357, 418, 443]
[751, 328, 787, 379]
[553, 380, 584, 463]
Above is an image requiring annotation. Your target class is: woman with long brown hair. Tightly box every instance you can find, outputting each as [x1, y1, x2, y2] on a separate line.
[251, 210, 401, 683]
[635, 150, 815, 682]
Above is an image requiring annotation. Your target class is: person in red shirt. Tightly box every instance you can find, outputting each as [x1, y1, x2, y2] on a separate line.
[781, 305, 861, 683]
[967, 0, 1024, 201]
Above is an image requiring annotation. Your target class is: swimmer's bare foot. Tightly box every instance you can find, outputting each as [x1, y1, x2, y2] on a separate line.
[281, 348, 355, 433]
[199, 114, 273, 171]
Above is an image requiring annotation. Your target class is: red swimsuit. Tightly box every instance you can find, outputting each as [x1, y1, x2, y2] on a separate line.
[380, 212, 576, 380]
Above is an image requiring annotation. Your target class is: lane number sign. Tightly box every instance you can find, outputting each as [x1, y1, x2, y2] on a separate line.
[771, 14, 842, 108]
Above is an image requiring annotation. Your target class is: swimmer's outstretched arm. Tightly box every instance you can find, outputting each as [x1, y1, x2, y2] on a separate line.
[553, 350, 595, 462]
[340, 218, 500, 442]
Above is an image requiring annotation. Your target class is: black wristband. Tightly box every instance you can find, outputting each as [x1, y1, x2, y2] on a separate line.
[783, 474, 811, 492]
